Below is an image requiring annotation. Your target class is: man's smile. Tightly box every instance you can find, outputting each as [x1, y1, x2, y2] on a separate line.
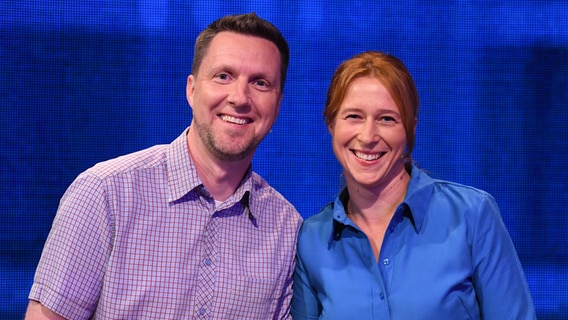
[220, 114, 251, 125]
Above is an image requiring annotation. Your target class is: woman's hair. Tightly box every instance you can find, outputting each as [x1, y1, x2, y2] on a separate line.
[324, 51, 420, 169]
[191, 12, 290, 91]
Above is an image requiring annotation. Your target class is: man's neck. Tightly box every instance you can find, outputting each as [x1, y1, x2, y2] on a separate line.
[186, 130, 251, 202]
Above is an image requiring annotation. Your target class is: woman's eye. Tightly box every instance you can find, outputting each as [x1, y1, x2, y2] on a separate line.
[377, 116, 400, 126]
[346, 114, 361, 119]
[379, 115, 398, 123]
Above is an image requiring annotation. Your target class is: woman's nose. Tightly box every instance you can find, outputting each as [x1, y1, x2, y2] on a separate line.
[358, 120, 379, 143]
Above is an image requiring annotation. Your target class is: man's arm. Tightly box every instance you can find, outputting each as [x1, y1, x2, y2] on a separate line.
[25, 300, 66, 320]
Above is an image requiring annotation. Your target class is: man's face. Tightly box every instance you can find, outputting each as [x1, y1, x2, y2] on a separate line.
[186, 31, 283, 162]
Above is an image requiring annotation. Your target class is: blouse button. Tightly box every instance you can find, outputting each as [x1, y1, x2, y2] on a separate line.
[383, 258, 390, 265]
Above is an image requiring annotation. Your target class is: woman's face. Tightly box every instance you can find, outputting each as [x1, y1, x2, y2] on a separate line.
[329, 76, 408, 191]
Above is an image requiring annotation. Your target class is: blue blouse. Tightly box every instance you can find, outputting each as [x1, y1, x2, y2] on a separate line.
[292, 165, 536, 319]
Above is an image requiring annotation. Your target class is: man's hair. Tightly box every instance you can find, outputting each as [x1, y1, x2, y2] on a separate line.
[192, 13, 290, 90]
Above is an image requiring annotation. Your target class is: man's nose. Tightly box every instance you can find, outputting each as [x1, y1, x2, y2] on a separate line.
[227, 79, 250, 106]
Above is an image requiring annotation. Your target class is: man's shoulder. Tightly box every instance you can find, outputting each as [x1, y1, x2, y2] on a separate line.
[84, 144, 169, 180]
[249, 172, 301, 218]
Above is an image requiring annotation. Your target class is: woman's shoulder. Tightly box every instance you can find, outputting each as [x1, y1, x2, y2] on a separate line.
[297, 202, 337, 241]
[431, 178, 496, 204]
[411, 167, 496, 204]
[304, 201, 335, 224]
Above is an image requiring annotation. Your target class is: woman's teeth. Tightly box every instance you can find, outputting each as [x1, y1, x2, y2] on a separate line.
[354, 151, 381, 161]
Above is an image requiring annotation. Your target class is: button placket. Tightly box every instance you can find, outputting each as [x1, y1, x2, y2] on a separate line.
[194, 215, 220, 317]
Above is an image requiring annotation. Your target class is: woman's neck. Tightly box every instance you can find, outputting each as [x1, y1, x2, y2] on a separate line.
[346, 168, 410, 222]
[345, 168, 411, 261]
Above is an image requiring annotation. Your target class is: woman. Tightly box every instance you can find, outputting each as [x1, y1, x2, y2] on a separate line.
[291, 51, 535, 319]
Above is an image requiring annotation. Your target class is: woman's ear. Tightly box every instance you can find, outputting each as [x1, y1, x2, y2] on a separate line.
[413, 117, 418, 135]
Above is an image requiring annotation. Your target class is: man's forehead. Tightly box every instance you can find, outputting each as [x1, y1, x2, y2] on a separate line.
[200, 33, 282, 79]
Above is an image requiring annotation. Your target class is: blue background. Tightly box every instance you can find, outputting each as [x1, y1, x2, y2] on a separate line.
[1, 1, 567, 318]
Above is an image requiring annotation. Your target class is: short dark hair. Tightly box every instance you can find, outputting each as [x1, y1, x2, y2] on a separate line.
[192, 13, 290, 91]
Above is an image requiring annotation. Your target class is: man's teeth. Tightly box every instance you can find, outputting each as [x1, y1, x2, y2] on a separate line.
[354, 151, 381, 161]
[221, 115, 247, 125]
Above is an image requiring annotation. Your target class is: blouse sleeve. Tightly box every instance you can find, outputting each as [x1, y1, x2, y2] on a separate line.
[471, 193, 536, 319]
[290, 232, 321, 320]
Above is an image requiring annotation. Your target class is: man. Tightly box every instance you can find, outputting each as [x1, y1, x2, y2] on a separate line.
[26, 13, 302, 319]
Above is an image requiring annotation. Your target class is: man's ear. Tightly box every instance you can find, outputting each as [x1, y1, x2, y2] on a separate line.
[275, 93, 284, 117]
[186, 75, 195, 108]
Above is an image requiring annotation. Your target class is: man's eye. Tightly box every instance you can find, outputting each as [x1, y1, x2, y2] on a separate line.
[215, 73, 230, 81]
[254, 80, 269, 88]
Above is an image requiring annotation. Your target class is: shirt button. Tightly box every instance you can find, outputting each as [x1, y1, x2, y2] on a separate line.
[205, 258, 211, 266]
[199, 308, 206, 315]
[383, 258, 390, 265]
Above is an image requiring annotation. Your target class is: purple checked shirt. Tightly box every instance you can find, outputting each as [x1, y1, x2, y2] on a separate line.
[29, 128, 302, 319]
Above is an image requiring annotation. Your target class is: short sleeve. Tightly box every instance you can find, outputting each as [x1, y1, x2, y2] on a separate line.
[471, 194, 536, 319]
[29, 172, 113, 320]
[291, 229, 321, 320]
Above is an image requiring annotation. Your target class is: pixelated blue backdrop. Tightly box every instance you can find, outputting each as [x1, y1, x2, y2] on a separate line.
[1, 1, 567, 318]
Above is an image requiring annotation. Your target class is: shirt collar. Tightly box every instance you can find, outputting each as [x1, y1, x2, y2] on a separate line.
[403, 164, 436, 233]
[166, 128, 196, 202]
[330, 164, 435, 241]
